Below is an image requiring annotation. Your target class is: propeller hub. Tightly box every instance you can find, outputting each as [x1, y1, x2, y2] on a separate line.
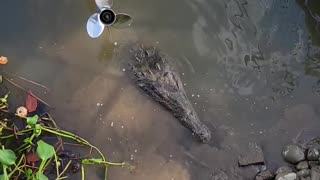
[99, 9, 116, 26]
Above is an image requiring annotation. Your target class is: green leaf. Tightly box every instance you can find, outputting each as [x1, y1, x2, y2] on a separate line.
[36, 140, 54, 161]
[0, 149, 16, 166]
[27, 115, 39, 127]
[0, 174, 6, 180]
[25, 168, 33, 179]
[37, 173, 48, 180]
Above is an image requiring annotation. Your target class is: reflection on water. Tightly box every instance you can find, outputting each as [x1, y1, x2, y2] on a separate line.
[0, 0, 320, 179]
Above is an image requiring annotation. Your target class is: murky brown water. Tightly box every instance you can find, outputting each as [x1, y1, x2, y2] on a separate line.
[1, 0, 320, 179]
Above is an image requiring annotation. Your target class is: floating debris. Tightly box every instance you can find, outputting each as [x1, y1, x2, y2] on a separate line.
[25, 90, 38, 113]
[16, 106, 28, 118]
[0, 56, 8, 65]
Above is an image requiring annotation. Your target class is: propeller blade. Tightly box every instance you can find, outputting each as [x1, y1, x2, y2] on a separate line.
[95, 0, 113, 9]
[112, 13, 133, 29]
[86, 13, 105, 38]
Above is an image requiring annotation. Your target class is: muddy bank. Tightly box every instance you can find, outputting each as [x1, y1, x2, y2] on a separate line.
[124, 44, 211, 143]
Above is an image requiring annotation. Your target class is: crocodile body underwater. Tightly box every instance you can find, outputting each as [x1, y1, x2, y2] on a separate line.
[127, 44, 211, 143]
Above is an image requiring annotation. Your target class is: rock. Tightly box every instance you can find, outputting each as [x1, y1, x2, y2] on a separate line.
[129, 45, 211, 143]
[276, 166, 293, 174]
[259, 165, 268, 172]
[309, 161, 319, 168]
[306, 138, 320, 151]
[275, 172, 297, 180]
[307, 148, 320, 161]
[238, 143, 265, 166]
[297, 161, 310, 170]
[255, 170, 275, 180]
[311, 168, 320, 180]
[282, 145, 306, 164]
[301, 177, 312, 180]
[210, 170, 228, 180]
[300, 177, 312, 180]
[297, 169, 311, 178]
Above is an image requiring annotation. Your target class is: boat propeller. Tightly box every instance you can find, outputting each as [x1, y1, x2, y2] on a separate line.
[86, 0, 133, 38]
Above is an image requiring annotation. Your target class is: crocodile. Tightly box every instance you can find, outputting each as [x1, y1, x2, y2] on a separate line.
[127, 44, 211, 143]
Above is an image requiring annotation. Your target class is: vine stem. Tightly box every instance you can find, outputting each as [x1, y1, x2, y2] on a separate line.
[81, 165, 85, 180]
[41, 126, 125, 179]
[41, 126, 109, 162]
[54, 153, 60, 178]
[8, 155, 25, 178]
[57, 160, 72, 179]
[0, 129, 33, 139]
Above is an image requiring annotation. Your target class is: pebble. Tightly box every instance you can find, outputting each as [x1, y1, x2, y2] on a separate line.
[309, 161, 319, 168]
[297, 161, 309, 170]
[275, 172, 297, 180]
[301, 177, 311, 180]
[311, 168, 320, 180]
[110, 122, 114, 127]
[297, 169, 311, 178]
[282, 144, 306, 164]
[255, 170, 274, 180]
[276, 166, 293, 175]
[307, 148, 320, 161]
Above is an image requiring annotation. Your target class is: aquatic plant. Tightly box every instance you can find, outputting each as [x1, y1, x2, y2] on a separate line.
[0, 73, 127, 180]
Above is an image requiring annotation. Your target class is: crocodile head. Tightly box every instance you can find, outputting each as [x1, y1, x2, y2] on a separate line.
[194, 126, 211, 143]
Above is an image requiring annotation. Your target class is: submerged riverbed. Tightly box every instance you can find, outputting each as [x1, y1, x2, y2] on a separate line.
[0, 0, 320, 179]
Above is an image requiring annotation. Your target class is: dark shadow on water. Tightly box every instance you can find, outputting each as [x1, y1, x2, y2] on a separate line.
[296, 0, 320, 46]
